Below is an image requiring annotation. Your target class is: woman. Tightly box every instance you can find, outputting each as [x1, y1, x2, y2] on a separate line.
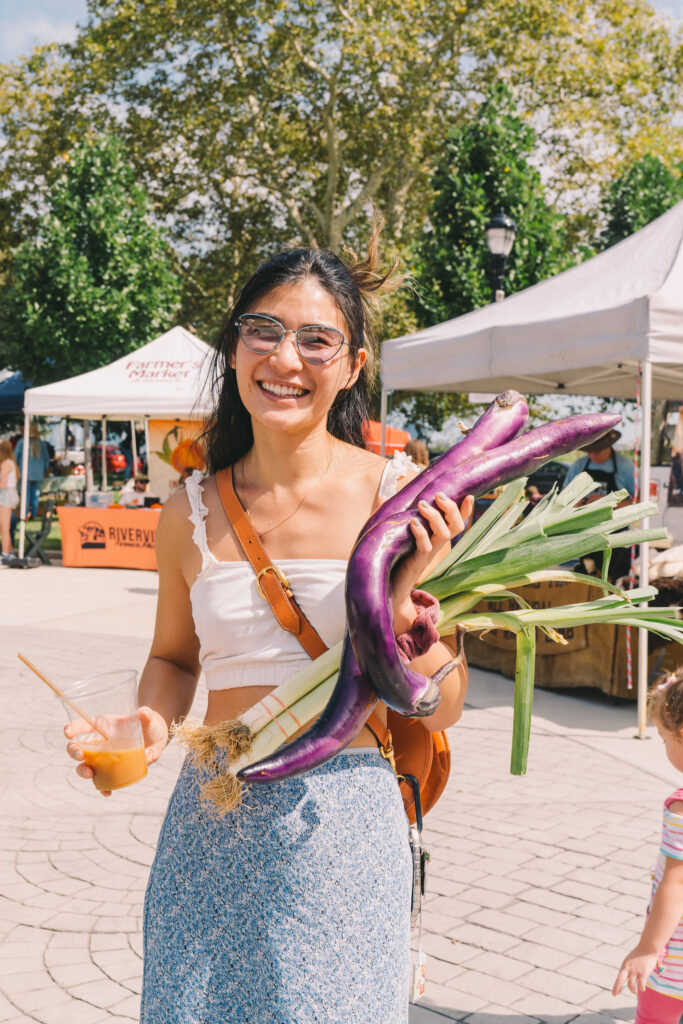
[15, 423, 50, 519]
[0, 439, 19, 557]
[66, 240, 471, 1023]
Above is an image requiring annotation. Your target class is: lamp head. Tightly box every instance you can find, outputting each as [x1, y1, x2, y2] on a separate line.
[485, 209, 517, 258]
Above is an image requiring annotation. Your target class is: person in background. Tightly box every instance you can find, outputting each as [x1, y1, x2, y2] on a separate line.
[563, 428, 635, 500]
[119, 424, 134, 480]
[14, 424, 51, 519]
[670, 406, 683, 497]
[0, 439, 20, 558]
[613, 670, 683, 1021]
[403, 438, 430, 469]
[562, 428, 635, 581]
[136, 428, 147, 474]
[119, 474, 150, 505]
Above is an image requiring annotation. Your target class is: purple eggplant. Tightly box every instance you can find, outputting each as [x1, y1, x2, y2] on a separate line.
[238, 409, 621, 784]
[237, 636, 377, 783]
[348, 412, 622, 716]
[361, 390, 529, 539]
[237, 626, 467, 785]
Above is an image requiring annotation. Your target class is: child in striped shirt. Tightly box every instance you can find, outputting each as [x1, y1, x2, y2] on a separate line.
[613, 670, 683, 1022]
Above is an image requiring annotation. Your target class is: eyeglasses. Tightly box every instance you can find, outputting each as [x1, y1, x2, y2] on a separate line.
[235, 313, 348, 364]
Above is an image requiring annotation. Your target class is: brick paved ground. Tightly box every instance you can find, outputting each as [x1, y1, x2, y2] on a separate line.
[0, 564, 679, 1023]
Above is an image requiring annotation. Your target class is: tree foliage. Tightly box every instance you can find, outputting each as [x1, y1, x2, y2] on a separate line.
[393, 85, 579, 434]
[597, 154, 683, 249]
[410, 84, 577, 327]
[0, 0, 680, 336]
[1, 135, 181, 385]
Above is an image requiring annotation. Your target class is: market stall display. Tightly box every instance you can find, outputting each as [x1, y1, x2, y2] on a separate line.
[57, 506, 161, 570]
[18, 326, 213, 563]
[379, 200, 683, 731]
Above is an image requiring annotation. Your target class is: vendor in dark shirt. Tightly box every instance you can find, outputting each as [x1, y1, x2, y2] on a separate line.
[563, 429, 635, 501]
[564, 429, 636, 581]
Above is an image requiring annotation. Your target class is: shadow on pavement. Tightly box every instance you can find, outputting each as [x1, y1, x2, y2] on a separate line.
[411, 1002, 636, 1023]
[466, 664, 642, 735]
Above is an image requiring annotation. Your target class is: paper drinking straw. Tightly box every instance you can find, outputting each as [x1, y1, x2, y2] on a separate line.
[17, 653, 111, 741]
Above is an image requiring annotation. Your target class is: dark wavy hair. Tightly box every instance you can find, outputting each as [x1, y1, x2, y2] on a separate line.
[202, 231, 399, 473]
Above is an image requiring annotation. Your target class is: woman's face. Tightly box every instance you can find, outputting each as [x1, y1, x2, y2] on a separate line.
[231, 278, 366, 437]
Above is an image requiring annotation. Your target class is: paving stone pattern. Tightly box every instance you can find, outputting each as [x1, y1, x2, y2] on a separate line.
[0, 570, 679, 1023]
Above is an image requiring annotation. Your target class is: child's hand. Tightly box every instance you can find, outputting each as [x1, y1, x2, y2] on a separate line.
[612, 945, 660, 995]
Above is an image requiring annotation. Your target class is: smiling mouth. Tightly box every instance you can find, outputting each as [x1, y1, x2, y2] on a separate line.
[259, 381, 309, 398]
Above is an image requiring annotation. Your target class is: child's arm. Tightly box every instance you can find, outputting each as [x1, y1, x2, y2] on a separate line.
[613, 801, 683, 995]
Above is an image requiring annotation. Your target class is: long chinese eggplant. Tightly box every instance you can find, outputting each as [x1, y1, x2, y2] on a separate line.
[360, 390, 529, 538]
[348, 412, 621, 715]
[238, 410, 620, 784]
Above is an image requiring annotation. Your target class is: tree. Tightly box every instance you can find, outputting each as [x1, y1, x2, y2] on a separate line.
[410, 84, 577, 327]
[1, 135, 181, 385]
[392, 85, 577, 434]
[597, 154, 683, 250]
[1, 0, 680, 337]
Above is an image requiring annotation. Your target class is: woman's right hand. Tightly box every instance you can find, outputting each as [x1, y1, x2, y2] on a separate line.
[137, 705, 171, 764]
[64, 706, 169, 797]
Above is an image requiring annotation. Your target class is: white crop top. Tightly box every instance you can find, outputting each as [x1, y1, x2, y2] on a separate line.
[186, 451, 415, 691]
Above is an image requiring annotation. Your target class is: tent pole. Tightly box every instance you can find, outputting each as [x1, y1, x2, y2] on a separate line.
[637, 359, 652, 739]
[380, 389, 389, 457]
[84, 421, 94, 493]
[18, 413, 30, 559]
[101, 417, 107, 491]
[144, 417, 151, 477]
[130, 420, 138, 478]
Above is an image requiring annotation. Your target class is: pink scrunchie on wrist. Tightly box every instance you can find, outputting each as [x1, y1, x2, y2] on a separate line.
[395, 589, 440, 663]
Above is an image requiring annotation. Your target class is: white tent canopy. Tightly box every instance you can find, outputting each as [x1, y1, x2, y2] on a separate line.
[25, 326, 215, 418]
[380, 200, 683, 738]
[381, 200, 683, 400]
[18, 326, 215, 558]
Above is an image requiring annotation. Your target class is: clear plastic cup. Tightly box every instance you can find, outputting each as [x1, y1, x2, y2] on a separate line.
[61, 670, 148, 791]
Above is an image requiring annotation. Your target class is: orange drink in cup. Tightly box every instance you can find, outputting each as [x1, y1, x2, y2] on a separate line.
[81, 743, 148, 791]
[60, 670, 148, 791]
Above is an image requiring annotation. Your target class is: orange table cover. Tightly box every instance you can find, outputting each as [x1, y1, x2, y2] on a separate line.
[57, 506, 161, 570]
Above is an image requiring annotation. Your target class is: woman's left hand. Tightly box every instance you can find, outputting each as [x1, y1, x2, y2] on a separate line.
[391, 492, 474, 635]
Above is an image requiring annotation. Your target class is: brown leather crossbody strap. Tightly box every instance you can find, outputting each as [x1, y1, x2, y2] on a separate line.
[216, 467, 327, 660]
[214, 466, 391, 750]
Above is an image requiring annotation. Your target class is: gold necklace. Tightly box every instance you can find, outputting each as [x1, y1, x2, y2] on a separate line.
[240, 442, 336, 538]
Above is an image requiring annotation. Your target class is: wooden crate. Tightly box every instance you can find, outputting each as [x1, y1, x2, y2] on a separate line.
[464, 578, 675, 700]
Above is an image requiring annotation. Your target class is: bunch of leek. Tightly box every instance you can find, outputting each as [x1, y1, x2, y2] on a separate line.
[175, 472, 681, 811]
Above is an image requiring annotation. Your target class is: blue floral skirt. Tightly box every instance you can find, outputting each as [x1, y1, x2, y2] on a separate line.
[141, 750, 412, 1024]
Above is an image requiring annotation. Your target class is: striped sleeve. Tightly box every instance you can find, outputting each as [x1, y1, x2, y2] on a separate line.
[662, 805, 683, 862]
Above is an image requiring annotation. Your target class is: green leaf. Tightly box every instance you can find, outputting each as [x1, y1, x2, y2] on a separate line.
[511, 628, 536, 776]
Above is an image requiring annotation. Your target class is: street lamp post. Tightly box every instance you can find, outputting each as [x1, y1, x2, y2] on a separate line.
[485, 209, 517, 302]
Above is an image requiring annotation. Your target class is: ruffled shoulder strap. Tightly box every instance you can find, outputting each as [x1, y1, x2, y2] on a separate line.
[185, 470, 213, 572]
[378, 450, 417, 500]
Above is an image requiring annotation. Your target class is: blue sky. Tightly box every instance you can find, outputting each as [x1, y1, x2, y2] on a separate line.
[0, 0, 87, 63]
[0, 0, 681, 62]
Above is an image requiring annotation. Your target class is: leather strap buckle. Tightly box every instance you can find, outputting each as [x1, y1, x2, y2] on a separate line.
[378, 738, 397, 775]
[255, 564, 290, 600]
